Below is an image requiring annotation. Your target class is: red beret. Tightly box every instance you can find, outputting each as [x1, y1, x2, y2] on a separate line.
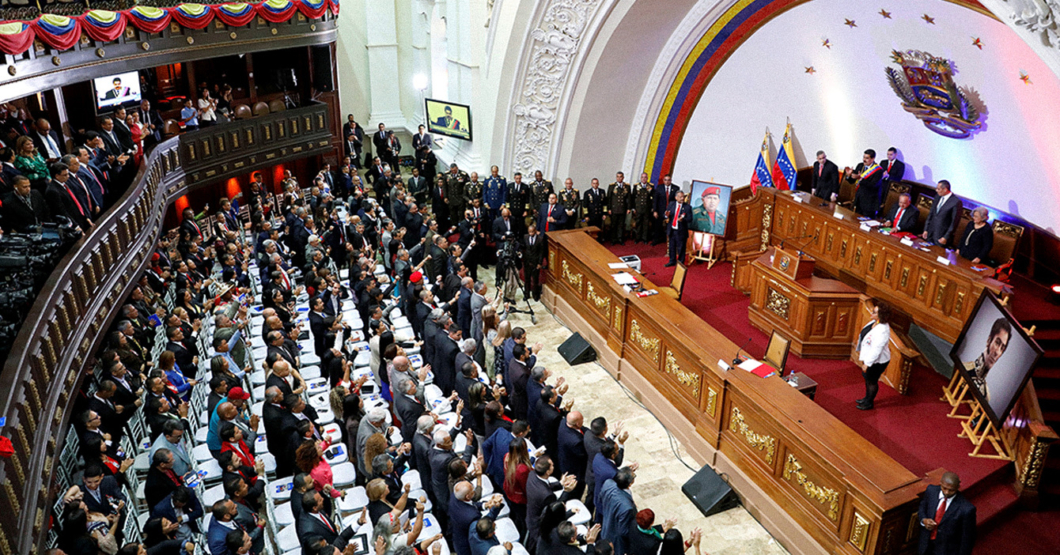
[703, 186, 721, 197]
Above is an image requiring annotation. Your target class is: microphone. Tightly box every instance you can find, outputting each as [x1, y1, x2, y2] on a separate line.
[779, 231, 816, 250]
[732, 337, 753, 366]
[796, 230, 820, 257]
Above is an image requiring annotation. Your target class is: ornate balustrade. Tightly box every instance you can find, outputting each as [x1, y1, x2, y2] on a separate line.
[0, 102, 331, 554]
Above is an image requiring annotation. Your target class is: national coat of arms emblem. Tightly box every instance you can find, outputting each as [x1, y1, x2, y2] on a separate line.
[884, 50, 983, 139]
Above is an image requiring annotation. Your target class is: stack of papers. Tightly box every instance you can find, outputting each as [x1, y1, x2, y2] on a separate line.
[738, 358, 777, 378]
[611, 272, 639, 286]
[608, 262, 629, 269]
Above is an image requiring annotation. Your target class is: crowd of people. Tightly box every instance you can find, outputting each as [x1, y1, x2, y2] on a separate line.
[48, 118, 713, 555]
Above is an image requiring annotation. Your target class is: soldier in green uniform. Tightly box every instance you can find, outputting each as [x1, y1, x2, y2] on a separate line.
[559, 178, 581, 230]
[445, 163, 470, 226]
[606, 171, 631, 244]
[530, 170, 554, 222]
[465, 171, 484, 212]
[691, 185, 727, 235]
[632, 174, 654, 243]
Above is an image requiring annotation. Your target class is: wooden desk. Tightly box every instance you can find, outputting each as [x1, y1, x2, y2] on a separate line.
[749, 248, 862, 358]
[546, 229, 925, 555]
[767, 190, 1004, 343]
[788, 372, 819, 400]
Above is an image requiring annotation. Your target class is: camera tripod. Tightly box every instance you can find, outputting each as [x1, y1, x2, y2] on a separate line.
[497, 242, 536, 325]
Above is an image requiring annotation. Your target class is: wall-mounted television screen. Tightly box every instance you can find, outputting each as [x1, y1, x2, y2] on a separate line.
[425, 98, 472, 141]
[93, 71, 142, 112]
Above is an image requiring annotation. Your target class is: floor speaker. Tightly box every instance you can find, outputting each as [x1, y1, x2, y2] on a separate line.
[681, 465, 740, 517]
[557, 332, 596, 365]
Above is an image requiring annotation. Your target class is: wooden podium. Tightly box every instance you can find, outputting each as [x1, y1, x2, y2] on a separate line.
[748, 247, 862, 358]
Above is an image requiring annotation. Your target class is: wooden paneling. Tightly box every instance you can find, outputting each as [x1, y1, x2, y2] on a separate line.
[546, 231, 925, 555]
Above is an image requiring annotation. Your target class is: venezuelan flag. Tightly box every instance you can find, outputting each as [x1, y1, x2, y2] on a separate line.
[771, 122, 796, 191]
[749, 130, 773, 195]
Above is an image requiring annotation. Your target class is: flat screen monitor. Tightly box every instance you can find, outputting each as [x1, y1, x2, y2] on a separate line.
[949, 291, 1042, 427]
[93, 71, 142, 112]
[425, 98, 472, 141]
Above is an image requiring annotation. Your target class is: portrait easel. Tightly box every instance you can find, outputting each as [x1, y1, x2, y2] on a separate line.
[958, 399, 1013, 460]
[686, 231, 719, 269]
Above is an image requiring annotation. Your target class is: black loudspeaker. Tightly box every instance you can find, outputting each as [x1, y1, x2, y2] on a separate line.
[558, 333, 596, 365]
[682, 465, 740, 517]
[311, 45, 334, 92]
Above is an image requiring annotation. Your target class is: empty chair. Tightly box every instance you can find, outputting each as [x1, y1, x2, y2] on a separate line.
[233, 104, 252, 119]
[252, 102, 270, 116]
[162, 119, 181, 138]
[268, 99, 287, 113]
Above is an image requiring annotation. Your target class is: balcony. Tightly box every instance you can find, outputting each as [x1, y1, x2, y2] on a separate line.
[0, 101, 332, 554]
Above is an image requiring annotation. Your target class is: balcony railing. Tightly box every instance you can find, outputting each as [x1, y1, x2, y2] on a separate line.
[0, 101, 332, 555]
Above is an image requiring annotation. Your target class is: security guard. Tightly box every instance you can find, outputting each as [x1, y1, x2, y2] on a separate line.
[530, 170, 554, 221]
[583, 178, 606, 231]
[607, 171, 631, 244]
[632, 174, 654, 243]
[558, 178, 581, 230]
[465, 172, 484, 212]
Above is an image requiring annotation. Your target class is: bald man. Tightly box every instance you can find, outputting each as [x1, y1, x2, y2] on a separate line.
[556, 410, 589, 501]
[450, 480, 504, 555]
[917, 472, 975, 555]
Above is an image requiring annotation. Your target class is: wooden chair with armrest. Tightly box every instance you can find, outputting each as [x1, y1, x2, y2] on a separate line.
[763, 330, 791, 375]
[914, 194, 934, 235]
[659, 262, 688, 301]
[989, 220, 1024, 269]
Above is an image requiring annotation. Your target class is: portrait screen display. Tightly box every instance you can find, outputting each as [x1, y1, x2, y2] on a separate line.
[949, 291, 1042, 427]
[688, 181, 732, 236]
[93, 71, 142, 111]
[425, 98, 472, 141]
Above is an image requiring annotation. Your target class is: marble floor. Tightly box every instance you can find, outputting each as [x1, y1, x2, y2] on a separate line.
[485, 279, 788, 555]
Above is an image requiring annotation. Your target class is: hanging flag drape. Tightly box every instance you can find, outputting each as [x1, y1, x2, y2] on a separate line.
[76, 10, 127, 43]
[125, 6, 171, 34]
[30, 14, 81, 51]
[170, 4, 215, 30]
[213, 3, 257, 27]
[256, 0, 298, 23]
[0, 21, 33, 56]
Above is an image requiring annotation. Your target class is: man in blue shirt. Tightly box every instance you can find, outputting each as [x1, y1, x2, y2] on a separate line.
[180, 98, 199, 131]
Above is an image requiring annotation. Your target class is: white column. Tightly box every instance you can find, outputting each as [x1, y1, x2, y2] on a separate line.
[366, 0, 405, 129]
[410, 0, 433, 128]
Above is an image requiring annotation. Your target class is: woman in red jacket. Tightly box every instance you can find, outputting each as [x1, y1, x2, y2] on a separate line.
[503, 436, 532, 539]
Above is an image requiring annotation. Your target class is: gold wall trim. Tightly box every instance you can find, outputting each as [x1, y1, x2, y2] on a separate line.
[766, 288, 791, 320]
[613, 305, 623, 329]
[664, 349, 701, 398]
[586, 282, 611, 315]
[730, 407, 776, 464]
[850, 511, 870, 551]
[1019, 439, 1048, 488]
[561, 260, 583, 290]
[783, 453, 840, 521]
[760, 203, 772, 250]
[630, 320, 660, 362]
[706, 386, 718, 419]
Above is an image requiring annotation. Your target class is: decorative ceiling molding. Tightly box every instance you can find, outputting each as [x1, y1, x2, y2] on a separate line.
[983, 0, 1060, 76]
[504, 0, 611, 176]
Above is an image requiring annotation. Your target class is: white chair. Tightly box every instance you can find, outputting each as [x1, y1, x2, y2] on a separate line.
[192, 444, 214, 463]
[394, 326, 415, 342]
[268, 476, 295, 502]
[400, 470, 422, 491]
[321, 423, 342, 442]
[259, 452, 277, 474]
[510, 542, 531, 555]
[566, 499, 590, 525]
[250, 371, 267, 386]
[202, 483, 226, 506]
[194, 426, 210, 444]
[331, 462, 357, 487]
[324, 442, 349, 465]
[354, 350, 371, 368]
[419, 513, 444, 541]
[198, 459, 224, 483]
[299, 365, 322, 380]
[305, 377, 329, 395]
[336, 485, 369, 513]
[275, 524, 300, 553]
[274, 501, 295, 527]
[494, 517, 521, 544]
[409, 489, 432, 512]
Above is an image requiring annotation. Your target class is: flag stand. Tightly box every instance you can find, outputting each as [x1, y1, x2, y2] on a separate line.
[686, 232, 718, 269]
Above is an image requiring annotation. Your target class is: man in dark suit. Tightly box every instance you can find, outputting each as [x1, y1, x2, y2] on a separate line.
[599, 467, 637, 555]
[922, 180, 964, 247]
[537, 193, 567, 234]
[74, 146, 107, 210]
[881, 147, 906, 188]
[450, 481, 503, 555]
[530, 386, 567, 462]
[81, 464, 127, 522]
[456, 278, 474, 338]
[525, 455, 576, 553]
[557, 411, 589, 497]
[102, 77, 131, 100]
[508, 173, 530, 233]
[432, 323, 461, 395]
[652, 174, 680, 245]
[1, 175, 50, 231]
[664, 190, 692, 267]
[138, 100, 165, 146]
[144, 449, 184, 510]
[298, 491, 356, 550]
[372, 123, 400, 170]
[110, 107, 134, 151]
[308, 297, 330, 357]
[845, 149, 885, 217]
[0, 147, 22, 188]
[179, 207, 205, 242]
[428, 428, 475, 530]
[393, 380, 428, 444]
[917, 472, 975, 555]
[522, 224, 547, 301]
[508, 344, 532, 420]
[811, 150, 840, 202]
[31, 118, 64, 161]
[150, 487, 204, 540]
[342, 114, 364, 163]
[166, 326, 198, 375]
[44, 162, 91, 232]
[492, 208, 516, 245]
[883, 193, 918, 233]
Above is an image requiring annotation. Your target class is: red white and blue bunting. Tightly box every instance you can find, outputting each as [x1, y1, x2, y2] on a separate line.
[0, 0, 337, 56]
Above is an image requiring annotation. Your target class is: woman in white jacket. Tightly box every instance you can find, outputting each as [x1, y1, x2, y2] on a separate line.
[856, 300, 892, 410]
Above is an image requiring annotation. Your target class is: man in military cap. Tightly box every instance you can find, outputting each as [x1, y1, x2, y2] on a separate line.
[607, 171, 631, 244]
[465, 171, 484, 212]
[632, 173, 654, 243]
[583, 178, 606, 232]
[692, 185, 727, 235]
[530, 170, 554, 222]
[483, 166, 507, 224]
[507, 172, 530, 234]
[446, 163, 470, 224]
[559, 178, 581, 230]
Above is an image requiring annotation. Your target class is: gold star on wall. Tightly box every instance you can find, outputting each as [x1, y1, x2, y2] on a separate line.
[805, 66, 816, 74]
[879, 9, 892, 19]
[844, 18, 857, 28]
[922, 14, 935, 24]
